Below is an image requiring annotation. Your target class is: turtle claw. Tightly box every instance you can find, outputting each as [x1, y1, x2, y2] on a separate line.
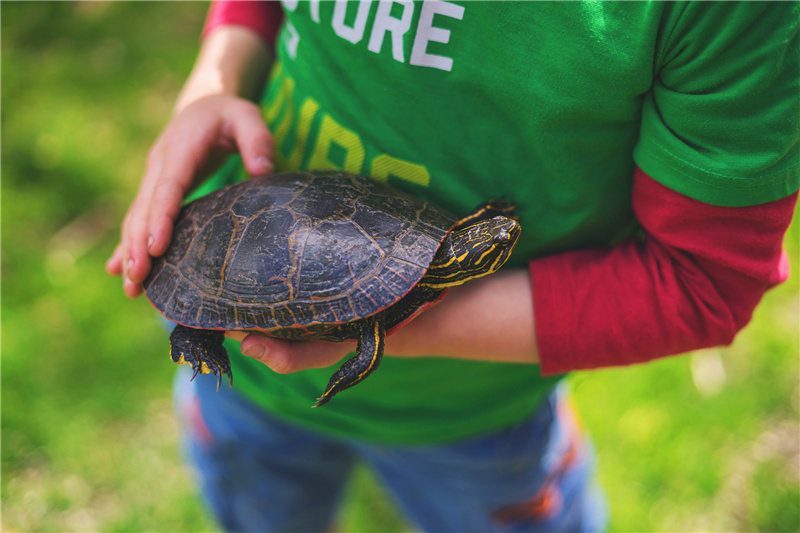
[212, 368, 233, 391]
[312, 393, 332, 409]
[169, 325, 232, 391]
[313, 350, 382, 407]
[313, 318, 385, 407]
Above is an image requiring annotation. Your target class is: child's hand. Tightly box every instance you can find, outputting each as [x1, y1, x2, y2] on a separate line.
[106, 94, 274, 298]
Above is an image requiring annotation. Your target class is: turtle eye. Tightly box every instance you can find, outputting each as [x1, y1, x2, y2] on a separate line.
[493, 230, 510, 244]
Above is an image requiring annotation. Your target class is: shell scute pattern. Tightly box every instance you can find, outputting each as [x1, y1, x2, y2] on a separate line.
[163, 215, 199, 265]
[229, 179, 301, 218]
[380, 257, 426, 295]
[182, 214, 238, 289]
[145, 171, 457, 332]
[223, 208, 299, 302]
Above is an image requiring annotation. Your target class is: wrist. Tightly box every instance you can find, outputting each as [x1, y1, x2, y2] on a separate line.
[175, 26, 271, 113]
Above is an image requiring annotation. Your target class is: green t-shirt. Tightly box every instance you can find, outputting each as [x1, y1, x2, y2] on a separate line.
[197, 1, 799, 444]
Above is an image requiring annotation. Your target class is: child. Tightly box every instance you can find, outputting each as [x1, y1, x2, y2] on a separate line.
[108, 2, 799, 531]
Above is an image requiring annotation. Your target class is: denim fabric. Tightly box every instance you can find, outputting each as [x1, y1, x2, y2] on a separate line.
[175, 369, 607, 533]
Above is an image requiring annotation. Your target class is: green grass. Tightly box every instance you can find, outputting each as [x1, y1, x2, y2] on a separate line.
[2, 2, 798, 532]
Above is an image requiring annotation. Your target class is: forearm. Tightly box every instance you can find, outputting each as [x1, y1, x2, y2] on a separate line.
[175, 25, 271, 113]
[384, 269, 540, 363]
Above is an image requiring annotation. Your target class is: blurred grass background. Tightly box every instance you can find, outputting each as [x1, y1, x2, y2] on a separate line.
[1, 2, 798, 532]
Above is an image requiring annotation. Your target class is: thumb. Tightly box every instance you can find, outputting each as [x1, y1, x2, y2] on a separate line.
[240, 333, 351, 374]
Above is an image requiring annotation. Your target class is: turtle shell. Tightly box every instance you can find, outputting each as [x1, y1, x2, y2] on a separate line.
[143, 170, 457, 332]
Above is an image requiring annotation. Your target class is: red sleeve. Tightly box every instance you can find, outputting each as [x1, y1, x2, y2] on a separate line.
[203, 0, 284, 47]
[530, 167, 797, 375]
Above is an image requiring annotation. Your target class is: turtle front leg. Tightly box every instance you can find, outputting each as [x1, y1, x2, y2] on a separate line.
[314, 316, 385, 407]
[169, 324, 233, 391]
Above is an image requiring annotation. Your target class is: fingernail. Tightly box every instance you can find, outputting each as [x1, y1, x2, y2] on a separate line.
[127, 258, 134, 272]
[256, 156, 274, 173]
[147, 235, 154, 252]
[243, 344, 266, 359]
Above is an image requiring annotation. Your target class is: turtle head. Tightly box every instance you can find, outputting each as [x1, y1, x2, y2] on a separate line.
[422, 216, 521, 289]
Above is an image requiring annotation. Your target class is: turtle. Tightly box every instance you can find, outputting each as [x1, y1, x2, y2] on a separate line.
[143, 170, 521, 407]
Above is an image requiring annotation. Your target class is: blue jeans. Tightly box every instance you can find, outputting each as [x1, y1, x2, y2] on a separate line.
[175, 370, 607, 533]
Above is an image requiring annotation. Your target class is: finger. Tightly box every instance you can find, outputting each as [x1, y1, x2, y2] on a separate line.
[121, 216, 145, 298]
[119, 210, 133, 289]
[224, 100, 275, 176]
[119, 209, 140, 296]
[240, 333, 349, 374]
[124, 276, 144, 298]
[106, 242, 124, 276]
[147, 125, 219, 258]
[121, 141, 167, 288]
[124, 199, 153, 286]
[146, 179, 191, 259]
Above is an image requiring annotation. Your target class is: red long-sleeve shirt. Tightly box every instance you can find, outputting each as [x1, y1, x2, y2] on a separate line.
[531, 168, 795, 374]
[204, 0, 283, 45]
[203, 1, 797, 374]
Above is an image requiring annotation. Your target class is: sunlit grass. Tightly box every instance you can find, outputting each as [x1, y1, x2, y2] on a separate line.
[2, 3, 797, 532]
[572, 217, 800, 532]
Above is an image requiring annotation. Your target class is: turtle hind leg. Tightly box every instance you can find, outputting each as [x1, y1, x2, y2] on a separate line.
[169, 324, 232, 391]
[314, 317, 385, 408]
